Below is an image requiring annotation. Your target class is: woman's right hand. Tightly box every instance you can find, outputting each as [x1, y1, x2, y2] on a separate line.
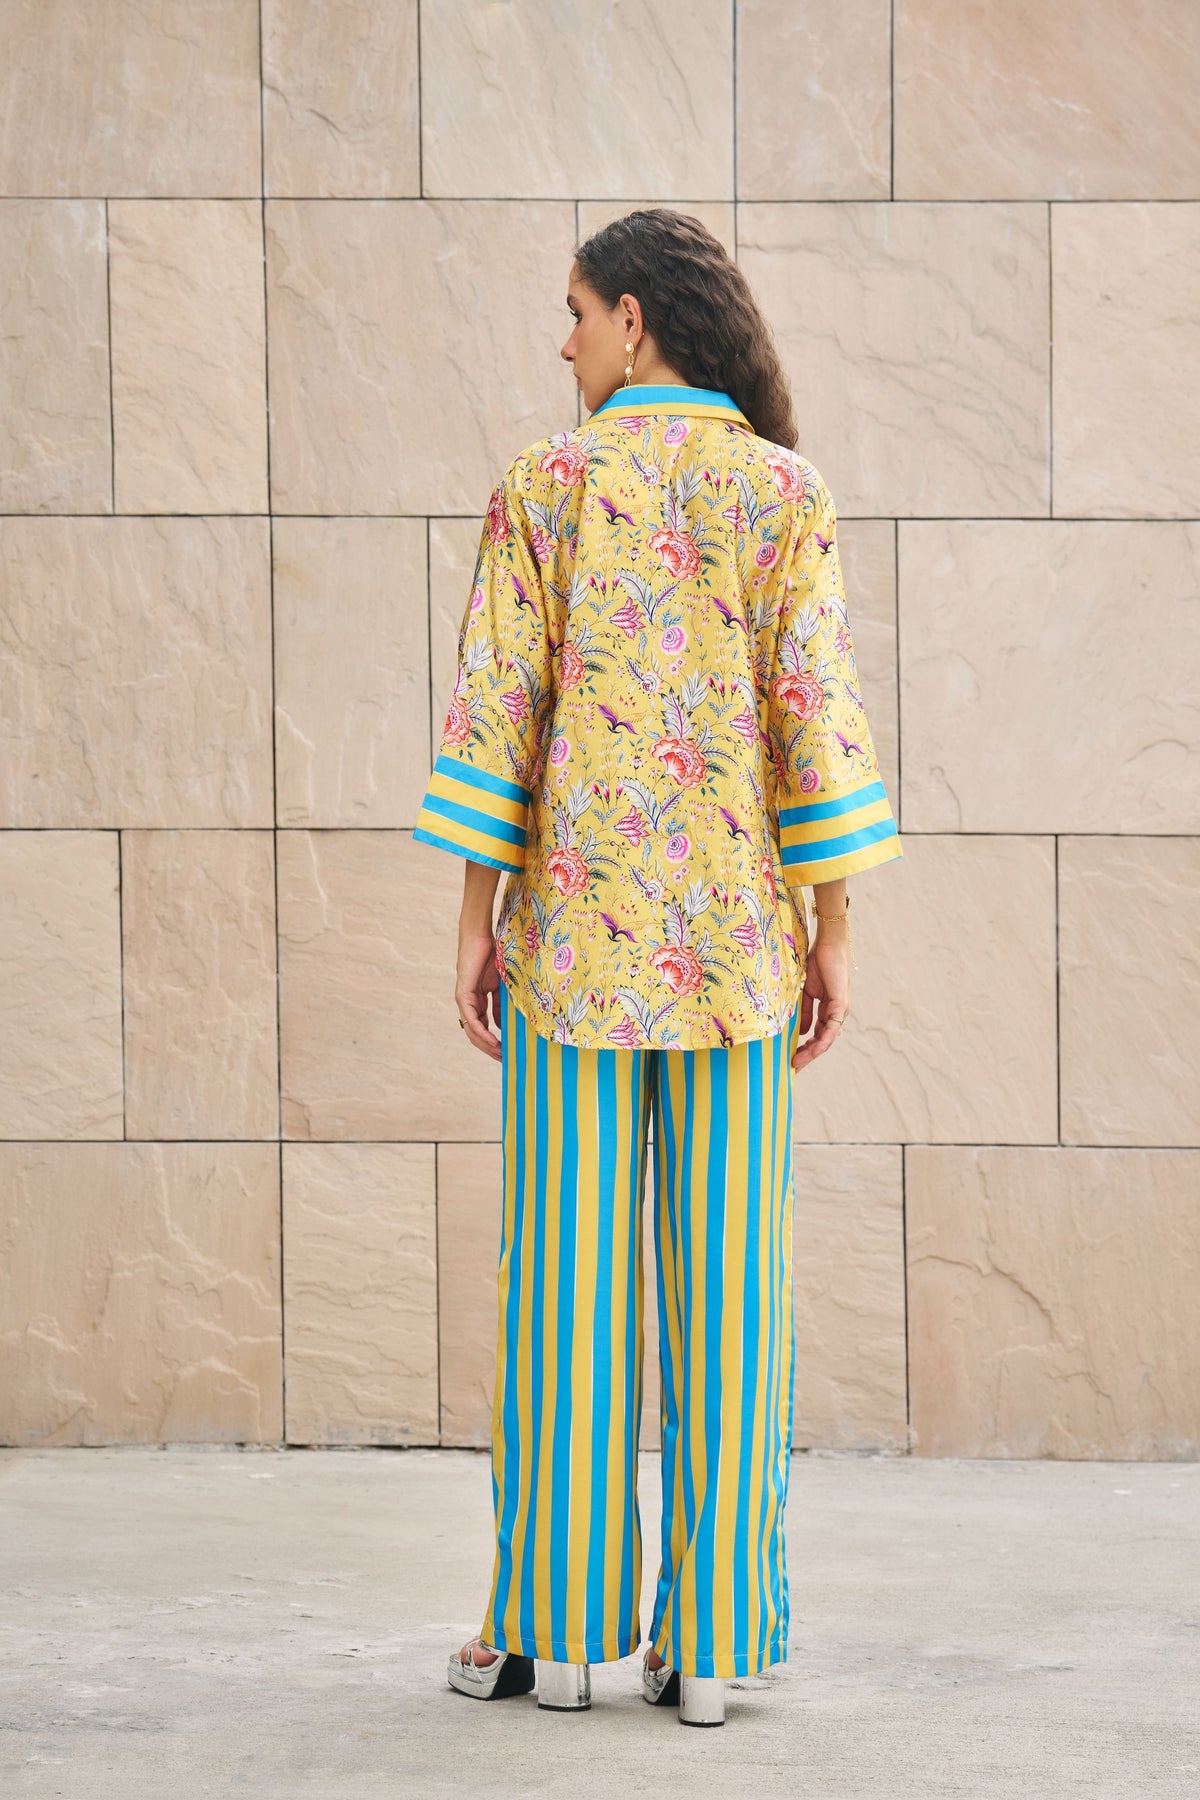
[792, 924, 851, 1072]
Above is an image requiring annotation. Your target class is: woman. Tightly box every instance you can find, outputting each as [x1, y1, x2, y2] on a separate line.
[414, 208, 902, 1726]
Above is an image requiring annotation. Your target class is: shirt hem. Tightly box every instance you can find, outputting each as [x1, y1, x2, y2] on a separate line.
[499, 968, 803, 1054]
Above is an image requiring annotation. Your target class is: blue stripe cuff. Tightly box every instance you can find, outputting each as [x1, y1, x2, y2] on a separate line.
[433, 750, 531, 806]
[412, 825, 523, 874]
[781, 816, 899, 865]
[778, 778, 888, 828]
[420, 790, 527, 849]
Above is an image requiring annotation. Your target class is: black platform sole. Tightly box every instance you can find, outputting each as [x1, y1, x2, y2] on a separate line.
[492, 1653, 536, 1698]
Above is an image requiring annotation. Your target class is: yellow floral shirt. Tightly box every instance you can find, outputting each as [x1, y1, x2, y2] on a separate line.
[414, 383, 902, 1050]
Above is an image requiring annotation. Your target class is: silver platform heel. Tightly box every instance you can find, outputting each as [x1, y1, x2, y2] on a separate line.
[446, 1636, 535, 1701]
[679, 1672, 725, 1727]
[536, 1659, 592, 1711]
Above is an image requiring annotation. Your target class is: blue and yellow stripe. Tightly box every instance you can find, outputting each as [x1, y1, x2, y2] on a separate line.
[479, 977, 804, 1679]
[413, 749, 531, 872]
[777, 771, 903, 885]
[589, 382, 752, 429]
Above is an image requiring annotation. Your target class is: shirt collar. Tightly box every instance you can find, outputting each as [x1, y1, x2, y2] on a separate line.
[589, 383, 752, 430]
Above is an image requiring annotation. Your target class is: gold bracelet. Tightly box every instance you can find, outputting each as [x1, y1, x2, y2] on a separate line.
[810, 893, 857, 970]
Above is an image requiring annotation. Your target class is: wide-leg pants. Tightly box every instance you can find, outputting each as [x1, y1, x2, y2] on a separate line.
[479, 976, 805, 1680]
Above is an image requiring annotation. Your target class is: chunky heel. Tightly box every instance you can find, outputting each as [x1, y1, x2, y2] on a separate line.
[679, 1673, 725, 1726]
[536, 1659, 592, 1710]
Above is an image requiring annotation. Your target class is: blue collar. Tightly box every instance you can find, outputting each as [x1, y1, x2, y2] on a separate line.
[589, 383, 752, 428]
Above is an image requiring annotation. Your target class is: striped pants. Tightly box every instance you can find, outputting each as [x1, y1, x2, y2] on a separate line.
[479, 977, 805, 1680]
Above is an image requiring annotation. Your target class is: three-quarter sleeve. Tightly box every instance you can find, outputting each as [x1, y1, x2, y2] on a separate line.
[413, 465, 554, 873]
[765, 473, 902, 886]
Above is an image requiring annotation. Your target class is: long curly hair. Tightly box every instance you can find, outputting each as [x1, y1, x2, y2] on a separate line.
[572, 208, 798, 450]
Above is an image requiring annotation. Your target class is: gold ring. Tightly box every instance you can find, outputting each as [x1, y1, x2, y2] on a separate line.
[828, 1014, 847, 1025]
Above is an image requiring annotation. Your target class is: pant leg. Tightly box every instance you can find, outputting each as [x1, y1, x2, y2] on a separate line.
[480, 977, 652, 1664]
[648, 998, 805, 1680]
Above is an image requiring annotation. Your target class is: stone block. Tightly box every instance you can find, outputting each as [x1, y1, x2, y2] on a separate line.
[122, 831, 279, 1141]
[0, 1143, 281, 1445]
[278, 830, 502, 1141]
[907, 1145, 1200, 1458]
[282, 1143, 437, 1444]
[738, 201, 1049, 517]
[109, 200, 268, 514]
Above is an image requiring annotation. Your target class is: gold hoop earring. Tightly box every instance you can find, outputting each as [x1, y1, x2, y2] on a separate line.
[623, 339, 636, 386]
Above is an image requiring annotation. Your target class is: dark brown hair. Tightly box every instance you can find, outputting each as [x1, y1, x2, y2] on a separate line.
[572, 207, 798, 450]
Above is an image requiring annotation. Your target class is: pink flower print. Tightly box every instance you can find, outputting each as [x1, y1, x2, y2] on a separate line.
[469, 582, 485, 615]
[530, 523, 555, 564]
[651, 735, 707, 788]
[609, 1015, 646, 1048]
[770, 951, 781, 978]
[552, 944, 574, 972]
[549, 734, 570, 765]
[485, 486, 511, 544]
[774, 670, 825, 721]
[546, 846, 590, 897]
[835, 623, 851, 657]
[611, 597, 645, 637]
[665, 832, 690, 862]
[755, 542, 778, 569]
[732, 916, 761, 954]
[759, 852, 777, 901]
[649, 527, 701, 580]
[722, 501, 748, 533]
[616, 807, 649, 847]
[663, 420, 690, 445]
[524, 921, 539, 955]
[660, 624, 686, 654]
[731, 706, 758, 746]
[616, 416, 648, 431]
[799, 765, 822, 793]
[501, 686, 531, 725]
[529, 734, 548, 789]
[559, 640, 586, 689]
[443, 697, 471, 746]
[648, 944, 705, 998]
[539, 441, 589, 485]
[764, 452, 808, 501]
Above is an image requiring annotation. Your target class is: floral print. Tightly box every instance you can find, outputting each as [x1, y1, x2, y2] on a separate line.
[413, 383, 902, 1050]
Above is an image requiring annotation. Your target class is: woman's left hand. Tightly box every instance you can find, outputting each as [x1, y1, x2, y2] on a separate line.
[792, 929, 851, 1072]
[456, 928, 502, 1061]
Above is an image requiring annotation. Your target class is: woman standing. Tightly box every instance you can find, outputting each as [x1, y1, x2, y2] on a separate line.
[414, 209, 902, 1726]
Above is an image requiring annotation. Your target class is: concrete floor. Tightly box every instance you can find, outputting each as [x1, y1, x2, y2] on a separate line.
[0, 1446, 1197, 1799]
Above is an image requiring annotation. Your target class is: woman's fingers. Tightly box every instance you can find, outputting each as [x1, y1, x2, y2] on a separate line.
[791, 996, 850, 1071]
[457, 985, 502, 1061]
